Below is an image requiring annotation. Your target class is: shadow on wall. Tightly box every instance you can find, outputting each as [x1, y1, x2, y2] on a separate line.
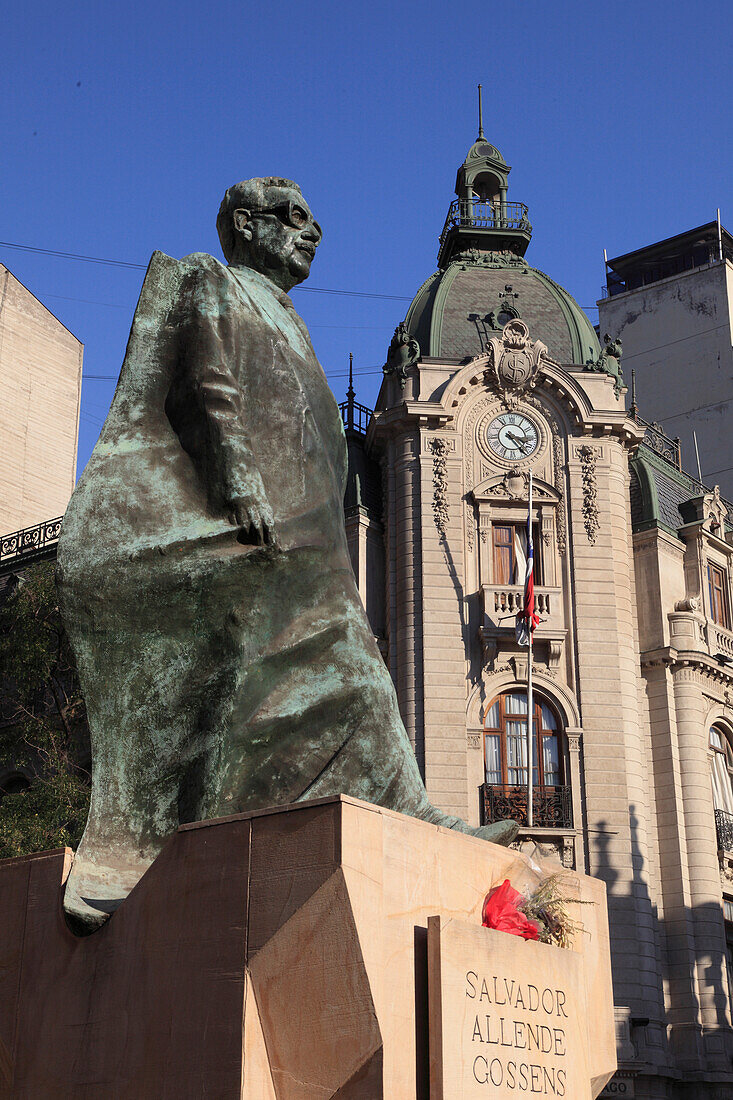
[592, 806, 733, 1091]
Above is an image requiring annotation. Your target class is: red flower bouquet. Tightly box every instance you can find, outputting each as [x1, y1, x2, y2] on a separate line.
[482, 879, 540, 941]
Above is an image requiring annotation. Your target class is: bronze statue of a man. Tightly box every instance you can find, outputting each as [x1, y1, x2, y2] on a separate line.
[58, 177, 516, 932]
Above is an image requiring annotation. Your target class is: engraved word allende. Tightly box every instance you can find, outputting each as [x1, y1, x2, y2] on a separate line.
[465, 969, 569, 1095]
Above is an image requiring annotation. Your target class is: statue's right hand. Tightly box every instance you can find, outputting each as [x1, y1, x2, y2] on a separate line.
[227, 485, 277, 547]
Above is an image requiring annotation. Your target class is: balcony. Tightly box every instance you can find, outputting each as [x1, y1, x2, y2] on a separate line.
[0, 517, 63, 576]
[440, 199, 531, 239]
[715, 809, 733, 852]
[480, 783, 573, 829]
[487, 586, 554, 619]
[437, 199, 532, 267]
[480, 583, 566, 666]
[339, 398, 372, 436]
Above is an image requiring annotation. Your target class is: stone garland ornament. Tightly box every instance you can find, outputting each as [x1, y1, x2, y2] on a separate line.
[552, 426, 567, 556]
[429, 437, 450, 537]
[578, 444, 600, 544]
[454, 247, 525, 269]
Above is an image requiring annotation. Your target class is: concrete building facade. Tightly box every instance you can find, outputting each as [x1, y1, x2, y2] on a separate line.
[599, 222, 733, 498]
[0, 264, 83, 539]
[344, 136, 733, 1097]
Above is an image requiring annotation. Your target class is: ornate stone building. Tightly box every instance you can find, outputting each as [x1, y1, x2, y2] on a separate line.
[344, 135, 733, 1097]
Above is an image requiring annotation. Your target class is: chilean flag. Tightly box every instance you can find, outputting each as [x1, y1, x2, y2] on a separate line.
[516, 502, 539, 645]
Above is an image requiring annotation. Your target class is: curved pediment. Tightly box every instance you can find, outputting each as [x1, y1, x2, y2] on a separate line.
[471, 471, 561, 505]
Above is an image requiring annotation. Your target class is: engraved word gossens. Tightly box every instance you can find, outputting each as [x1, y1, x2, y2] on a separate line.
[465, 969, 569, 1095]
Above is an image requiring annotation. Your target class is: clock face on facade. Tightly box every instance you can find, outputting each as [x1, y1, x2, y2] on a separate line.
[485, 412, 540, 461]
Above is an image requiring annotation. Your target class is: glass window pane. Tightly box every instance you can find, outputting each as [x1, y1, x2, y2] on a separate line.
[711, 727, 724, 750]
[505, 693, 528, 716]
[540, 703, 556, 731]
[542, 735, 559, 785]
[506, 725, 526, 786]
[484, 700, 501, 728]
[712, 752, 733, 813]
[484, 734, 501, 784]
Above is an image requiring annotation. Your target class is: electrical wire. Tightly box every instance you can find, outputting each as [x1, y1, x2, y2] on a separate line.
[0, 239, 412, 302]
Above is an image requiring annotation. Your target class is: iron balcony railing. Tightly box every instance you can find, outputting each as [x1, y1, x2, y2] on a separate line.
[339, 398, 372, 436]
[629, 407, 682, 470]
[715, 808, 733, 852]
[0, 517, 63, 573]
[480, 783, 573, 830]
[439, 199, 531, 247]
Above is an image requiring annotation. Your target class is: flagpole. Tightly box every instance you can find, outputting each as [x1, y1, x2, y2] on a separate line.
[527, 471, 534, 829]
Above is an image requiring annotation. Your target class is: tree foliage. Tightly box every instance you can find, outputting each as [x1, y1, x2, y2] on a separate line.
[0, 562, 90, 859]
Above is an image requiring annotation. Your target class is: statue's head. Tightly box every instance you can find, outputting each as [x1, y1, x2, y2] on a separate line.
[217, 177, 322, 292]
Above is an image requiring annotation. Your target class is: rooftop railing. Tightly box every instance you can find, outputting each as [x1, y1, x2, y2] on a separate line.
[340, 398, 372, 436]
[629, 408, 682, 470]
[439, 199, 532, 248]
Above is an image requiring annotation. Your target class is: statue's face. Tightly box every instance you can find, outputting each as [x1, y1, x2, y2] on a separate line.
[233, 188, 322, 291]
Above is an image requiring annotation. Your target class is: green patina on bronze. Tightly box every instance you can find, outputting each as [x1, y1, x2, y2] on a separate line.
[58, 177, 517, 933]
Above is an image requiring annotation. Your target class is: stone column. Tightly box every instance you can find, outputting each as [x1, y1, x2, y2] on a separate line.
[672, 663, 733, 1072]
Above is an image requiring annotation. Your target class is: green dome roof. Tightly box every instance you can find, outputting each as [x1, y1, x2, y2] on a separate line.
[404, 255, 600, 365]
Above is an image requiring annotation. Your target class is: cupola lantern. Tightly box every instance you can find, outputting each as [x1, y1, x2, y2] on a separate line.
[437, 86, 532, 269]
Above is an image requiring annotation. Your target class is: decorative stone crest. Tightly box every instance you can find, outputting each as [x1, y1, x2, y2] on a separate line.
[578, 444, 600, 544]
[485, 319, 547, 404]
[429, 437, 449, 537]
[383, 322, 419, 389]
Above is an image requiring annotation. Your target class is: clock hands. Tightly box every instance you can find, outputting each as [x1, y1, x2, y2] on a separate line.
[505, 429, 530, 454]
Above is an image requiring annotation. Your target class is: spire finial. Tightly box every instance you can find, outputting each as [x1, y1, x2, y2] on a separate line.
[630, 368, 637, 418]
[348, 352, 354, 399]
[477, 83, 485, 140]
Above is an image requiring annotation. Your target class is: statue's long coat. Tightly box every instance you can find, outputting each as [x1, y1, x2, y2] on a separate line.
[59, 252, 466, 924]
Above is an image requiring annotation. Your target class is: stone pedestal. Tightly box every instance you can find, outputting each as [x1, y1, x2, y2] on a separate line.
[0, 796, 615, 1098]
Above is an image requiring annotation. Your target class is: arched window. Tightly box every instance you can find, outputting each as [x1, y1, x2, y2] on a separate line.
[482, 692, 570, 828]
[482, 690, 567, 827]
[483, 692, 562, 788]
[710, 725, 733, 815]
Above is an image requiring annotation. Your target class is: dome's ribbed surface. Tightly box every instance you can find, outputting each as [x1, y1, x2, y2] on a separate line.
[404, 257, 600, 365]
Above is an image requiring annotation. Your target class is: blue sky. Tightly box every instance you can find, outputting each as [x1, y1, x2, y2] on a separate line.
[3, 0, 732, 474]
